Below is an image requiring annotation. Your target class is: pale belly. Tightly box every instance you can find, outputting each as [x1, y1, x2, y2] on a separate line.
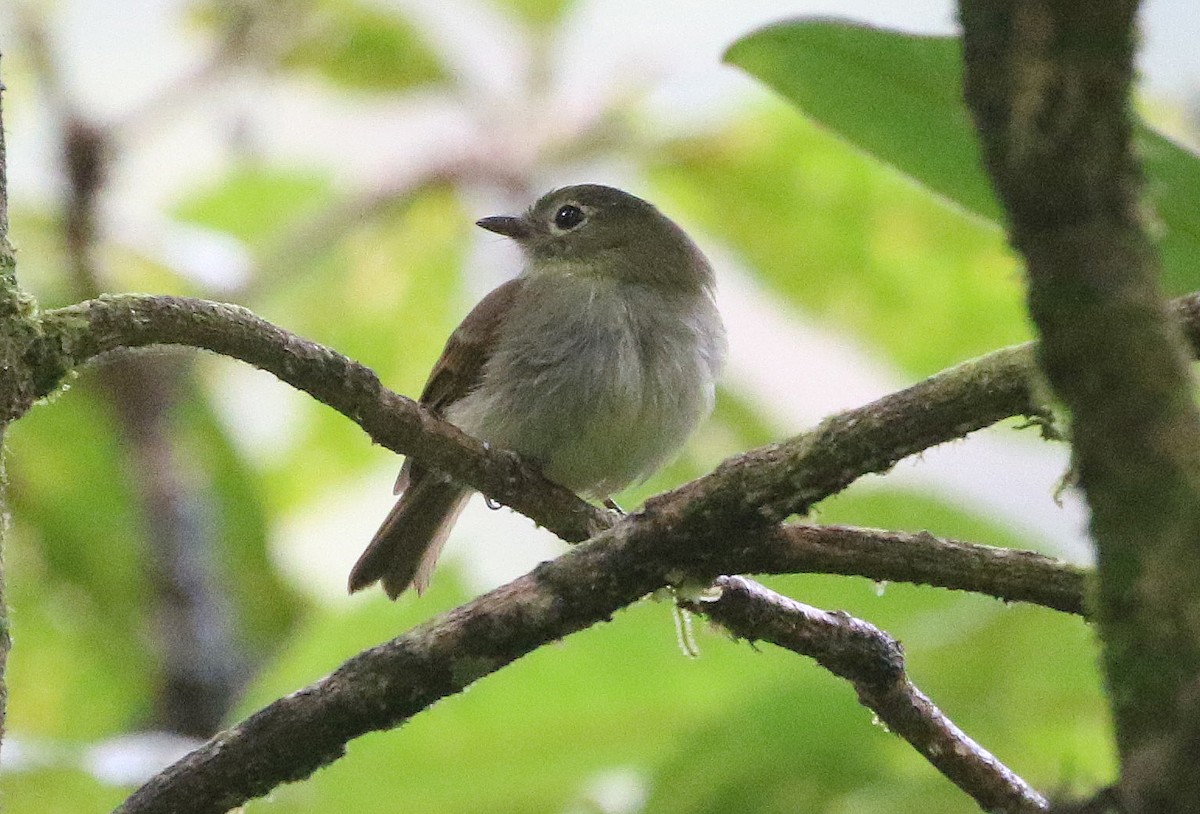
[445, 278, 724, 498]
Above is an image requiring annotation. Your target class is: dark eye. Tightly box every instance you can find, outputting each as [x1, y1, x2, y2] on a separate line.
[553, 204, 586, 230]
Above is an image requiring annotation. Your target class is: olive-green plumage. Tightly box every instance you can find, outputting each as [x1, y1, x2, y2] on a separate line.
[349, 185, 726, 599]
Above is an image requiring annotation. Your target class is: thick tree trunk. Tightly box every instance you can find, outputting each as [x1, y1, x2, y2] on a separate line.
[960, 2, 1200, 810]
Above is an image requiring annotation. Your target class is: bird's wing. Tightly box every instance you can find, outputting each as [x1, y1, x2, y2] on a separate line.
[395, 277, 524, 493]
[420, 277, 524, 412]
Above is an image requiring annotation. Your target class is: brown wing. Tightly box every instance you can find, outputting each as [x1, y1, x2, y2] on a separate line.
[420, 277, 524, 412]
[394, 277, 524, 493]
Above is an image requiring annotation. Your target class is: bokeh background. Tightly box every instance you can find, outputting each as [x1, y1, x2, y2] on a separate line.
[0, 1, 1198, 812]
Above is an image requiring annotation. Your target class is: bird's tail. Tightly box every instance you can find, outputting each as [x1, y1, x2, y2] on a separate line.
[348, 476, 471, 599]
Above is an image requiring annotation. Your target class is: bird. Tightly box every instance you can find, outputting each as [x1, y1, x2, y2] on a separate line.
[348, 184, 727, 599]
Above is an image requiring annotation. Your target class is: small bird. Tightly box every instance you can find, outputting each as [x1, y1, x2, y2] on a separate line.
[348, 184, 727, 599]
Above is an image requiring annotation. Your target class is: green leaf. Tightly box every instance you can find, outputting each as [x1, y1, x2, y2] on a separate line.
[174, 164, 334, 247]
[254, 187, 469, 508]
[0, 768, 128, 814]
[726, 19, 1200, 294]
[725, 22, 998, 221]
[7, 386, 155, 737]
[651, 107, 1030, 377]
[281, 0, 446, 91]
[493, 0, 576, 27]
[1142, 128, 1200, 293]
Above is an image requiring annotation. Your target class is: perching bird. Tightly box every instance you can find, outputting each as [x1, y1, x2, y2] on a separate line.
[348, 184, 727, 598]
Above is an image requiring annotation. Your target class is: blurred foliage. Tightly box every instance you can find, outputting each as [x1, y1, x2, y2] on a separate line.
[8, 4, 1192, 814]
[725, 20, 1200, 296]
[496, 0, 577, 28]
[173, 380, 302, 649]
[190, 0, 446, 90]
[224, 487, 1108, 814]
[7, 384, 156, 738]
[278, 0, 447, 91]
[7, 211, 75, 308]
[651, 106, 1030, 378]
[0, 767, 128, 814]
[174, 163, 335, 245]
[6, 363, 304, 738]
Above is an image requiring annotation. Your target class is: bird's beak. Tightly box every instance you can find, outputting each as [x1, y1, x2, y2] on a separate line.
[476, 215, 535, 241]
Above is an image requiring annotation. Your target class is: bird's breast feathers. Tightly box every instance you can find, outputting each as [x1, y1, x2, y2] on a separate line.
[444, 275, 724, 496]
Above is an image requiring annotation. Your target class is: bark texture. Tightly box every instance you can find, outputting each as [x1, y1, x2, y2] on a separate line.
[961, 2, 1200, 810]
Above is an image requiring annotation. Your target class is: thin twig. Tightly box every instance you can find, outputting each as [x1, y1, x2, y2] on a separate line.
[685, 576, 1049, 814]
[759, 524, 1087, 616]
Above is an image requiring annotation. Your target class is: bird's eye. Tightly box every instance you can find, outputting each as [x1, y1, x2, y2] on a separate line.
[553, 204, 586, 230]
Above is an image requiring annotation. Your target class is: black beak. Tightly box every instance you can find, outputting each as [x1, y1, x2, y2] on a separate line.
[476, 215, 535, 241]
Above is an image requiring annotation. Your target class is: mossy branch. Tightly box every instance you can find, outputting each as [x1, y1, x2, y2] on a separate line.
[37, 293, 1051, 546]
[17, 287, 1198, 813]
[686, 576, 1049, 813]
[0, 52, 16, 759]
[961, 2, 1200, 810]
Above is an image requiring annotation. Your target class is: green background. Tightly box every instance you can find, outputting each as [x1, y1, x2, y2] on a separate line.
[3, 6, 1192, 813]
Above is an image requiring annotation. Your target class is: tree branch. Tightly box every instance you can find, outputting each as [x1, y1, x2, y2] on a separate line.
[36, 294, 612, 543]
[20, 289, 1135, 622]
[661, 341, 1045, 529]
[766, 524, 1087, 616]
[112, 511, 1074, 814]
[29, 289, 1198, 812]
[684, 575, 1049, 814]
[109, 521, 681, 814]
[35, 294, 1084, 605]
[28, 290, 1053, 548]
[961, 3, 1200, 810]
[34, 292, 1058, 556]
[0, 52, 15, 760]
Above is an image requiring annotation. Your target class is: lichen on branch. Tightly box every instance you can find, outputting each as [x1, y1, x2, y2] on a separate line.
[961, 1, 1200, 810]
